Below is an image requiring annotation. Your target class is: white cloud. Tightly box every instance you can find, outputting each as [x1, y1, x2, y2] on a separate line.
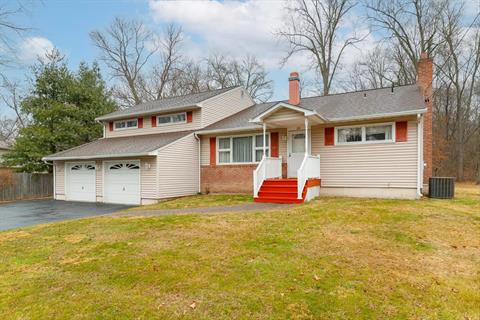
[149, 0, 289, 69]
[19, 37, 54, 63]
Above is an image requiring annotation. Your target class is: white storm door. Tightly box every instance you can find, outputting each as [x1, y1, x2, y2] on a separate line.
[66, 163, 96, 202]
[104, 161, 140, 205]
[287, 132, 307, 177]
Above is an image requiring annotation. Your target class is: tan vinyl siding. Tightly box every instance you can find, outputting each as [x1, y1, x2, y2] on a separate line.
[201, 87, 254, 127]
[54, 161, 65, 195]
[157, 134, 199, 198]
[105, 109, 201, 138]
[200, 135, 211, 166]
[277, 128, 288, 162]
[312, 119, 418, 188]
[266, 108, 303, 122]
[141, 157, 157, 199]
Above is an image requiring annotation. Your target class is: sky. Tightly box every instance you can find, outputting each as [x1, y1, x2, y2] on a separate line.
[2, 0, 479, 118]
[3, 0, 367, 105]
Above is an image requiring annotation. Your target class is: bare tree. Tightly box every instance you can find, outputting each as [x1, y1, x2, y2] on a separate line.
[0, 1, 30, 80]
[141, 24, 184, 101]
[434, 3, 480, 181]
[205, 53, 273, 102]
[90, 17, 157, 107]
[365, 0, 447, 84]
[278, 0, 362, 95]
[91, 18, 184, 108]
[343, 45, 397, 90]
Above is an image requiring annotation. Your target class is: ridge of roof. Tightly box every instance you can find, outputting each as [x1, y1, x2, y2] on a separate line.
[96, 86, 241, 121]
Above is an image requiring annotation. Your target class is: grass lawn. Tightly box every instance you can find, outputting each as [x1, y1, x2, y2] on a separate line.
[127, 194, 252, 211]
[1, 185, 479, 319]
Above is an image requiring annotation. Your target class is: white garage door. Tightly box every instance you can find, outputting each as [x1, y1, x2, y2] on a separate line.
[66, 163, 96, 202]
[104, 161, 141, 205]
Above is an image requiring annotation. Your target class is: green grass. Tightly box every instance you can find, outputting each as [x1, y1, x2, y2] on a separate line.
[1, 184, 479, 319]
[127, 194, 252, 211]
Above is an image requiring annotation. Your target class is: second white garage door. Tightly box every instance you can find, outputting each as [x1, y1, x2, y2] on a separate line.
[104, 161, 141, 205]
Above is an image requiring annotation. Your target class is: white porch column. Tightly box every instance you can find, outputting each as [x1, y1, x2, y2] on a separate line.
[263, 122, 267, 159]
[304, 117, 309, 156]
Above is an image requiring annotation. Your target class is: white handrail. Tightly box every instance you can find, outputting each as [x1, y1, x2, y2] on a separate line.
[297, 154, 321, 199]
[253, 156, 282, 197]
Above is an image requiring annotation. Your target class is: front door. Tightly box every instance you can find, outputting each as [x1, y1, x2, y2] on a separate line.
[288, 131, 307, 177]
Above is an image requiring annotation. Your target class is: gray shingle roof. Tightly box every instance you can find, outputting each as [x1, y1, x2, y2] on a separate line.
[96, 86, 239, 121]
[200, 84, 425, 132]
[300, 84, 425, 120]
[43, 131, 193, 160]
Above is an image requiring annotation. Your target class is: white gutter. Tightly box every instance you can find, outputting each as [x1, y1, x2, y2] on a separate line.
[328, 109, 427, 123]
[195, 126, 263, 135]
[194, 133, 201, 193]
[43, 152, 153, 161]
[417, 113, 424, 198]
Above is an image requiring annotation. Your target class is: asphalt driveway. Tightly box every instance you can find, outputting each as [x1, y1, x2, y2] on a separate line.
[0, 199, 132, 231]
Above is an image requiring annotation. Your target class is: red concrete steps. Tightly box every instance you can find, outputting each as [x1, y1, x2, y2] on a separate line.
[254, 178, 306, 204]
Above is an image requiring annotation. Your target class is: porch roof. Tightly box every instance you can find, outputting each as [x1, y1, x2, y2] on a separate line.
[43, 131, 193, 161]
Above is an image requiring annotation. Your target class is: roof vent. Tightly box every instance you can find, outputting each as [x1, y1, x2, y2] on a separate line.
[391, 83, 394, 93]
[363, 93, 367, 98]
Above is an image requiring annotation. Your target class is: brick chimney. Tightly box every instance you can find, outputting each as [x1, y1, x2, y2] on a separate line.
[288, 72, 300, 105]
[417, 52, 433, 184]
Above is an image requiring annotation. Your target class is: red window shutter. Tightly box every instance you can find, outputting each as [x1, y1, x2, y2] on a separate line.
[138, 117, 143, 128]
[324, 127, 334, 146]
[187, 111, 193, 123]
[209, 137, 216, 166]
[151, 116, 157, 128]
[270, 132, 279, 157]
[109, 122, 113, 131]
[396, 121, 408, 142]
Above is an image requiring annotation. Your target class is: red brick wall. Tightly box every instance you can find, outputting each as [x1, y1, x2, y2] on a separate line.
[201, 163, 288, 194]
[417, 52, 433, 183]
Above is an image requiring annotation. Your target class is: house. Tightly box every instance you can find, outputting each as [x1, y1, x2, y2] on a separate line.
[0, 140, 11, 164]
[43, 53, 433, 205]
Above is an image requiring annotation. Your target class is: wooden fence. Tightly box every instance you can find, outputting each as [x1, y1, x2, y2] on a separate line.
[0, 170, 53, 202]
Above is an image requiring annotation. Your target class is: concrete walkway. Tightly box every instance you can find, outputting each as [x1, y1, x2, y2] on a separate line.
[112, 202, 295, 217]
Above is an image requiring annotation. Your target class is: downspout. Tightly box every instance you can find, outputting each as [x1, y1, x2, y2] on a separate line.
[194, 133, 201, 193]
[417, 114, 423, 198]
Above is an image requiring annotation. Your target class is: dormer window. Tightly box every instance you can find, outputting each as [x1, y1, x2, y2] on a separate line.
[157, 112, 186, 126]
[114, 119, 138, 130]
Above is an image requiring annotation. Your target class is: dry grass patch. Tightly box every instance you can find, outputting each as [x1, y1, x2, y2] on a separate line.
[0, 184, 479, 319]
[127, 194, 252, 211]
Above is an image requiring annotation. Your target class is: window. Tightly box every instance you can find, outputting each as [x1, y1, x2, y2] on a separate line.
[157, 112, 186, 126]
[218, 134, 270, 164]
[366, 125, 392, 141]
[114, 119, 137, 130]
[337, 127, 362, 143]
[336, 123, 394, 144]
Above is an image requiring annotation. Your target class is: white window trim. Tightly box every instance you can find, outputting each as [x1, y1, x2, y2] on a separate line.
[216, 133, 271, 165]
[156, 112, 187, 127]
[114, 118, 138, 131]
[334, 122, 395, 145]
